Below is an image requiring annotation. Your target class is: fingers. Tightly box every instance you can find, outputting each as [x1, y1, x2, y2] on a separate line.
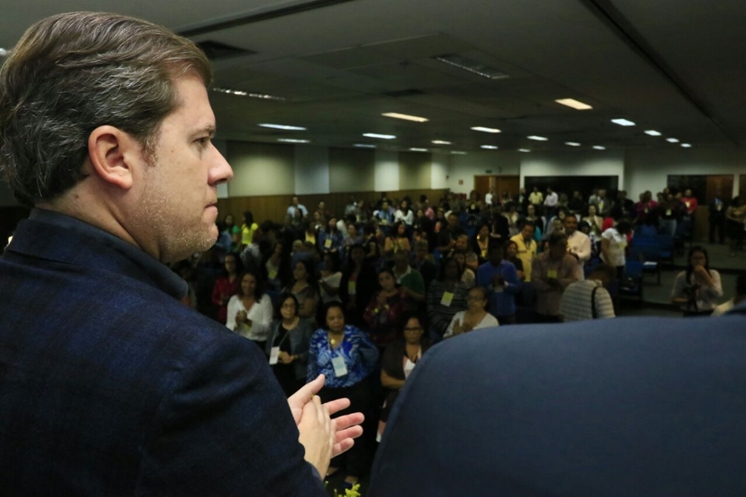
[288, 375, 325, 408]
[332, 412, 364, 431]
[335, 425, 363, 445]
[323, 397, 351, 417]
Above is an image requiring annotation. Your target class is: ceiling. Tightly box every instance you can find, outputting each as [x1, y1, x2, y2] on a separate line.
[2, 0, 746, 154]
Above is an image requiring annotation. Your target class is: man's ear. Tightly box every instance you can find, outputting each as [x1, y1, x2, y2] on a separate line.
[87, 125, 142, 190]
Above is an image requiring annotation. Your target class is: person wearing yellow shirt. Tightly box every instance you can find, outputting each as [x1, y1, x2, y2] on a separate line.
[509, 221, 538, 282]
[241, 211, 259, 248]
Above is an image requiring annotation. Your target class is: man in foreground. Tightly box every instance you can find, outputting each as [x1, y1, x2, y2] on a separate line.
[0, 12, 361, 495]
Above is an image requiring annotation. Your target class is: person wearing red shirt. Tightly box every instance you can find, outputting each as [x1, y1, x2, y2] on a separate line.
[212, 253, 241, 324]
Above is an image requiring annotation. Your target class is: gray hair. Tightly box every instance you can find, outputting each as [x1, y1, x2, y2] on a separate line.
[0, 12, 211, 206]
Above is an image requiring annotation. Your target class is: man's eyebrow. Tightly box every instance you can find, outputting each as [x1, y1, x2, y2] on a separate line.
[192, 125, 216, 138]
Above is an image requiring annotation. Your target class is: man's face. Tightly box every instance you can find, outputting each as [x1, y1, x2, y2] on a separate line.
[292, 196, 299, 206]
[549, 240, 567, 259]
[563, 216, 577, 235]
[448, 214, 459, 229]
[135, 75, 232, 263]
[599, 189, 606, 198]
[521, 224, 534, 240]
[455, 234, 469, 251]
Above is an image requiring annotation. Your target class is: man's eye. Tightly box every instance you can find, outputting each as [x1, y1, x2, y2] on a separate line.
[197, 137, 210, 147]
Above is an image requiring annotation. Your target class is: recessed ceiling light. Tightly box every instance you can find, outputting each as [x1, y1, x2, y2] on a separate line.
[565, 142, 581, 147]
[644, 130, 662, 136]
[518, 148, 531, 153]
[278, 138, 310, 143]
[259, 123, 306, 131]
[593, 145, 606, 150]
[363, 133, 396, 140]
[527, 135, 548, 141]
[450, 151, 467, 155]
[382, 112, 429, 123]
[480, 145, 499, 150]
[354, 144, 376, 148]
[555, 98, 593, 110]
[212, 87, 286, 101]
[471, 126, 501, 133]
[0, 48, 8, 57]
[434, 54, 510, 80]
[432, 140, 452, 145]
[666, 138, 679, 143]
[611, 118, 636, 126]
[409, 148, 428, 152]
[681, 143, 692, 148]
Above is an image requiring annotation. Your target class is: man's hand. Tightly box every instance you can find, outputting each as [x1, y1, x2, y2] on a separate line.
[297, 395, 333, 477]
[288, 375, 365, 458]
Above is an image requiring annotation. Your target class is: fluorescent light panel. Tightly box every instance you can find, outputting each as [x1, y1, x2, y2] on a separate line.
[382, 112, 428, 123]
[593, 145, 606, 150]
[480, 145, 499, 150]
[212, 87, 286, 101]
[450, 151, 467, 155]
[278, 138, 310, 143]
[409, 148, 428, 152]
[259, 123, 306, 131]
[527, 135, 548, 141]
[666, 138, 679, 143]
[555, 98, 593, 110]
[565, 142, 581, 147]
[363, 133, 396, 139]
[611, 118, 636, 126]
[518, 148, 531, 153]
[644, 130, 662, 136]
[354, 144, 376, 148]
[471, 126, 501, 134]
[432, 140, 452, 145]
[681, 143, 692, 148]
[434, 54, 510, 80]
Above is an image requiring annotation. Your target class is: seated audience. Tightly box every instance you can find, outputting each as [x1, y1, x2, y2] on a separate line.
[318, 217, 343, 254]
[391, 250, 425, 306]
[384, 222, 412, 257]
[671, 246, 723, 317]
[559, 263, 616, 321]
[443, 286, 499, 338]
[265, 292, 313, 397]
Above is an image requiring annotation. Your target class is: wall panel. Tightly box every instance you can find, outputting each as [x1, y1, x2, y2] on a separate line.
[329, 148, 375, 192]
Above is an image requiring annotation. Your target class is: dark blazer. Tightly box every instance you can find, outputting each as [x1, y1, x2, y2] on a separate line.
[369, 309, 746, 496]
[0, 209, 326, 496]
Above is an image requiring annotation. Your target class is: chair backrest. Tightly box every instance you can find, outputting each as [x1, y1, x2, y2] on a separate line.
[624, 260, 644, 278]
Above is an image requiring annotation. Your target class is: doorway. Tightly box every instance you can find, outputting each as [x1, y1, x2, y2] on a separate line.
[474, 175, 520, 202]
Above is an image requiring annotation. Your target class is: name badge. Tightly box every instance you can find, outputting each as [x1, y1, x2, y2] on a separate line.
[717, 204, 723, 211]
[685, 201, 690, 208]
[331, 355, 348, 377]
[619, 241, 628, 249]
[269, 269, 278, 280]
[348, 281, 357, 295]
[547, 269, 558, 279]
[644, 208, 649, 214]
[269, 346, 280, 365]
[325, 239, 332, 248]
[666, 209, 672, 216]
[440, 291, 454, 306]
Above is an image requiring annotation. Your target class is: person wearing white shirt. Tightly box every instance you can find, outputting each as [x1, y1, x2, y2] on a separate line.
[600, 221, 633, 281]
[544, 187, 559, 218]
[286, 195, 308, 219]
[227, 270, 275, 349]
[485, 188, 495, 206]
[564, 213, 591, 280]
[671, 247, 724, 316]
[443, 286, 499, 338]
[712, 273, 746, 317]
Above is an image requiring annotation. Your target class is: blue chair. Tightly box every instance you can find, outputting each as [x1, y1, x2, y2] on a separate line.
[620, 260, 644, 302]
[656, 235, 675, 264]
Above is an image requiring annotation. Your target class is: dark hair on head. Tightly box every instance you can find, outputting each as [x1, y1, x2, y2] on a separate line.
[0, 12, 211, 206]
[243, 211, 254, 225]
[323, 250, 340, 272]
[378, 266, 396, 281]
[685, 245, 711, 284]
[438, 254, 465, 281]
[321, 301, 345, 330]
[363, 221, 376, 236]
[396, 310, 426, 334]
[237, 269, 265, 300]
[518, 220, 536, 230]
[616, 220, 633, 235]
[548, 232, 568, 247]
[275, 292, 299, 320]
[420, 194, 428, 203]
[468, 285, 490, 312]
[564, 212, 578, 222]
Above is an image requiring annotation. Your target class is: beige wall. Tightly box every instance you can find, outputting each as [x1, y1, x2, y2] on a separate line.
[227, 142, 295, 197]
[398, 152, 432, 190]
[329, 147, 375, 192]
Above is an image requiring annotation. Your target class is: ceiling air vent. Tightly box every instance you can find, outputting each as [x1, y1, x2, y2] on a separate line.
[196, 40, 255, 61]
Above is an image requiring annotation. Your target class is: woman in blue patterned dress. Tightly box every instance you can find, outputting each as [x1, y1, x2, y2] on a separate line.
[307, 301, 379, 487]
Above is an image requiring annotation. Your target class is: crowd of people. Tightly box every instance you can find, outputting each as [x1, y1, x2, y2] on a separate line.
[168, 185, 744, 484]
